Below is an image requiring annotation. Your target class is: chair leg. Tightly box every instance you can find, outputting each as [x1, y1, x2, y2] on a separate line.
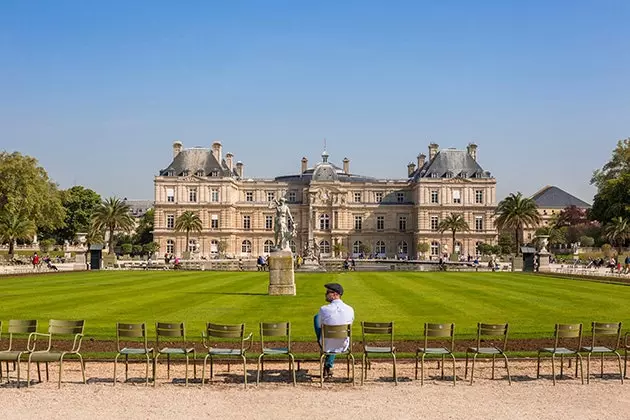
[45, 362, 49, 381]
[58, 357, 63, 388]
[26, 355, 31, 387]
[451, 353, 457, 385]
[625, 348, 628, 379]
[349, 353, 355, 386]
[491, 354, 495, 380]
[167, 354, 171, 379]
[192, 351, 197, 379]
[441, 354, 445, 379]
[615, 351, 624, 384]
[320, 354, 325, 387]
[201, 354, 209, 387]
[113, 355, 119, 386]
[470, 353, 477, 385]
[361, 353, 365, 386]
[145, 353, 150, 386]
[392, 352, 397, 385]
[464, 352, 469, 378]
[289, 353, 296, 386]
[601, 353, 604, 378]
[587, 353, 591, 384]
[560, 354, 564, 379]
[257, 354, 264, 386]
[78, 354, 86, 384]
[153, 354, 160, 387]
[125, 354, 129, 382]
[242, 355, 247, 388]
[536, 351, 541, 379]
[185, 354, 189, 387]
[502, 353, 511, 385]
[414, 350, 419, 380]
[577, 354, 584, 385]
[421, 353, 426, 386]
[551, 353, 556, 385]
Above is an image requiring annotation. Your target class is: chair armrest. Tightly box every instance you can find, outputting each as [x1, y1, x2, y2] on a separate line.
[71, 334, 85, 352]
[625, 332, 630, 347]
[29, 332, 52, 352]
[201, 332, 209, 349]
[243, 332, 253, 352]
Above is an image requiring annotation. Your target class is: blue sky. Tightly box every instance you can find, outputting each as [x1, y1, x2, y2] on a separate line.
[1, 1, 628, 202]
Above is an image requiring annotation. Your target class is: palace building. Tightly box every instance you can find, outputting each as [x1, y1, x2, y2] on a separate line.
[153, 140, 498, 259]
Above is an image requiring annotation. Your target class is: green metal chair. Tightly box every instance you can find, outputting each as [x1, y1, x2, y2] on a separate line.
[360, 321, 396, 385]
[113, 322, 153, 386]
[624, 332, 630, 379]
[580, 321, 623, 384]
[202, 323, 252, 388]
[465, 322, 511, 385]
[320, 323, 355, 387]
[154, 322, 196, 386]
[415, 323, 456, 386]
[537, 323, 584, 385]
[27, 319, 86, 388]
[257, 321, 296, 386]
[0, 320, 38, 387]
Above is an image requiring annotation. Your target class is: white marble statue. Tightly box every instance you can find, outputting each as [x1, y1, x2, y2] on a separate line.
[271, 197, 296, 252]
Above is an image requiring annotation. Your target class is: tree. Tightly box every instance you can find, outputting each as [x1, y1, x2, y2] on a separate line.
[217, 240, 228, 258]
[0, 210, 36, 257]
[555, 205, 588, 227]
[437, 213, 470, 256]
[498, 232, 516, 255]
[174, 211, 202, 252]
[133, 208, 154, 245]
[579, 236, 595, 247]
[121, 243, 133, 255]
[91, 197, 135, 254]
[603, 216, 630, 253]
[132, 244, 143, 256]
[41, 186, 101, 243]
[495, 192, 541, 255]
[358, 242, 371, 255]
[39, 238, 56, 253]
[535, 226, 566, 246]
[590, 173, 630, 224]
[476, 242, 494, 256]
[143, 242, 160, 256]
[332, 241, 346, 258]
[0, 152, 65, 233]
[417, 242, 430, 258]
[591, 137, 630, 189]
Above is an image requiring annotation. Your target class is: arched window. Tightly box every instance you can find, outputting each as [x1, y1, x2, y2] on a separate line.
[166, 239, 174, 254]
[263, 240, 274, 253]
[196, 169, 204, 177]
[319, 240, 330, 255]
[210, 240, 219, 254]
[319, 214, 330, 230]
[475, 241, 482, 256]
[375, 240, 386, 255]
[398, 241, 408, 255]
[431, 241, 440, 256]
[289, 240, 296, 254]
[241, 240, 252, 254]
[188, 239, 198, 252]
[353, 241, 362, 254]
[455, 241, 462, 254]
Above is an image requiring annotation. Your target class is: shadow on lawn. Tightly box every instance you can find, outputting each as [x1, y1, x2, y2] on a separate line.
[187, 292, 268, 296]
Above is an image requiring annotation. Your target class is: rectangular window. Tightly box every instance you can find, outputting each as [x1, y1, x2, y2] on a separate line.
[397, 192, 405, 203]
[430, 216, 439, 231]
[211, 214, 219, 229]
[475, 216, 484, 231]
[211, 188, 219, 202]
[267, 191, 275, 202]
[375, 192, 383, 203]
[354, 192, 362, 203]
[265, 215, 273, 230]
[166, 188, 175, 202]
[399, 216, 407, 232]
[188, 188, 197, 202]
[287, 191, 296, 202]
[431, 190, 439, 204]
[475, 190, 484, 204]
[334, 211, 339, 229]
[243, 215, 251, 230]
[166, 214, 175, 229]
[376, 216, 384, 231]
[245, 191, 253, 202]
[453, 190, 461, 204]
[354, 215, 362, 231]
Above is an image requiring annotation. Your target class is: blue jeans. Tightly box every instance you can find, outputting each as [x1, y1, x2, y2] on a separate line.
[314, 314, 336, 368]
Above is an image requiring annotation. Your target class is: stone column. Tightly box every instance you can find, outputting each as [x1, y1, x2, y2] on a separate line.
[268, 250, 296, 295]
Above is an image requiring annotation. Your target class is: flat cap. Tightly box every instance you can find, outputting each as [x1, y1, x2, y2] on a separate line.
[324, 283, 344, 296]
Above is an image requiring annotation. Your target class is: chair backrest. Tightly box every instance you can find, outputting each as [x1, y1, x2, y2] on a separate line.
[476, 323, 509, 351]
[552, 323, 582, 351]
[589, 322, 622, 350]
[322, 324, 352, 352]
[260, 322, 290, 350]
[424, 323, 455, 351]
[116, 322, 149, 351]
[49, 319, 85, 335]
[4, 319, 37, 351]
[156, 322, 186, 348]
[206, 323, 246, 350]
[361, 321, 394, 349]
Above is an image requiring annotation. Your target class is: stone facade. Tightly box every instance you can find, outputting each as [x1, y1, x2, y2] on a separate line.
[153, 141, 498, 259]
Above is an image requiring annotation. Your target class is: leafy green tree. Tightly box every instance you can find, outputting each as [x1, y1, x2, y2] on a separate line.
[332, 241, 346, 258]
[133, 208, 154, 245]
[603, 216, 630, 253]
[495, 193, 541, 255]
[143, 242, 160, 255]
[217, 240, 228, 257]
[174, 211, 203, 251]
[579, 236, 595, 247]
[358, 242, 371, 255]
[121, 243, 133, 255]
[476, 242, 494, 256]
[39, 238, 56, 253]
[0, 152, 65, 232]
[438, 213, 470, 256]
[555, 205, 588, 227]
[132, 244, 143, 255]
[91, 197, 135, 254]
[535, 226, 566, 246]
[417, 242, 430, 258]
[591, 138, 630, 189]
[590, 173, 630, 224]
[41, 186, 101, 243]
[0, 210, 36, 257]
[498, 232, 516, 255]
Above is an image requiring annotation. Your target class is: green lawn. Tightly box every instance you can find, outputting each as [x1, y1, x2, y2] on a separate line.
[1, 270, 628, 341]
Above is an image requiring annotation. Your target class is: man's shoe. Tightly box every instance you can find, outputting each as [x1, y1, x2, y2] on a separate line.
[323, 367, 334, 379]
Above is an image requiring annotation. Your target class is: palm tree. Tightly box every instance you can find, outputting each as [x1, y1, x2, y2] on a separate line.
[332, 241, 346, 258]
[438, 213, 470, 257]
[174, 211, 203, 254]
[494, 192, 541, 255]
[91, 197, 135, 254]
[0, 210, 36, 258]
[604, 216, 630, 253]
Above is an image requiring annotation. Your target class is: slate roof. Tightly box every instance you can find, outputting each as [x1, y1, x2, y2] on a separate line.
[531, 186, 591, 209]
[409, 148, 491, 181]
[159, 148, 238, 178]
[275, 151, 376, 183]
[124, 199, 154, 218]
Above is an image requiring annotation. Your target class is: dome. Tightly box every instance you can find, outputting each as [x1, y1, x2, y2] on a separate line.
[312, 162, 338, 181]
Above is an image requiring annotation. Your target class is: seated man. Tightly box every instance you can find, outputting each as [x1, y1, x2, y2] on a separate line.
[314, 283, 355, 379]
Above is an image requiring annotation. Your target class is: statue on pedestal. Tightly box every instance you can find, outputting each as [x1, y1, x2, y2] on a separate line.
[271, 198, 296, 252]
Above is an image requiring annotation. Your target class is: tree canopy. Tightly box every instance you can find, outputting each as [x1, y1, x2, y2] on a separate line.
[590, 138, 630, 225]
[91, 197, 135, 254]
[438, 213, 470, 255]
[174, 211, 202, 251]
[591, 137, 630, 189]
[40, 186, 101, 243]
[495, 192, 541, 255]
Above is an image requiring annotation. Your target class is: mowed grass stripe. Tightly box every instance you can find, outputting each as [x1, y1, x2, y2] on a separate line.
[2, 271, 630, 341]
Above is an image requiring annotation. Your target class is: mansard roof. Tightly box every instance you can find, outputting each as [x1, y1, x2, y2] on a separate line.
[159, 148, 237, 177]
[275, 151, 376, 183]
[410, 148, 491, 181]
[531, 185, 591, 209]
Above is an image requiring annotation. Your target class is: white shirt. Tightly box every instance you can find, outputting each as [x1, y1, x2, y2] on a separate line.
[318, 299, 355, 353]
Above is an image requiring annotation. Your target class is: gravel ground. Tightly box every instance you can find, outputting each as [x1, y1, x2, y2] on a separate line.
[1, 359, 628, 419]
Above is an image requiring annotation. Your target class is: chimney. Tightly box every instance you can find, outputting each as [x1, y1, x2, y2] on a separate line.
[236, 161, 244, 178]
[225, 152, 234, 172]
[211, 141, 222, 162]
[343, 157, 350, 174]
[428, 143, 439, 161]
[417, 153, 426, 168]
[173, 141, 183, 158]
[301, 157, 308, 173]
[407, 162, 416, 177]
[467, 142, 478, 161]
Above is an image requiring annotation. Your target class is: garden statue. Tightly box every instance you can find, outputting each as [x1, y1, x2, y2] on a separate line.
[271, 197, 296, 252]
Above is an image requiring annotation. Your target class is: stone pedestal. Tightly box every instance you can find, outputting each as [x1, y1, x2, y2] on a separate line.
[74, 253, 87, 271]
[538, 252, 551, 272]
[268, 250, 296, 296]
